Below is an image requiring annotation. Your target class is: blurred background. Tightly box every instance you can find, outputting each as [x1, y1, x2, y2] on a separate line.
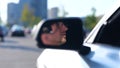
[0, 0, 118, 32]
[0, 0, 118, 68]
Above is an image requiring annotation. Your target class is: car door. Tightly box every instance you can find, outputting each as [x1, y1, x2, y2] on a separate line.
[84, 1, 120, 68]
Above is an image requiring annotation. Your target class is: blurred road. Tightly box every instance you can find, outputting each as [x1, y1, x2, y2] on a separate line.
[0, 35, 44, 68]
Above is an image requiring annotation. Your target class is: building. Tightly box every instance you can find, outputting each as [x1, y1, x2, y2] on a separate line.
[48, 7, 59, 19]
[7, 3, 19, 25]
[7, 0, 47, 26]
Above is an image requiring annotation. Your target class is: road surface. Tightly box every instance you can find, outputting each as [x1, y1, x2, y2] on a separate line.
[0, 35, 44, 68]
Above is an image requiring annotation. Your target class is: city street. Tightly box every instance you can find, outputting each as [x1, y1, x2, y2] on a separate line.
[0, 35, 44, 68]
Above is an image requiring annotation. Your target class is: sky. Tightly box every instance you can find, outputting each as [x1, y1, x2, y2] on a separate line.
[0, 0, 119, 23]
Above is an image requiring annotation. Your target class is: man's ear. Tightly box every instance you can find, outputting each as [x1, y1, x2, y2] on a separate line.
[41, 34, 48, 43]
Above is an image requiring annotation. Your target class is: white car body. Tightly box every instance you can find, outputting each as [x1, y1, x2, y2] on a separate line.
[37, 49, 89, 68]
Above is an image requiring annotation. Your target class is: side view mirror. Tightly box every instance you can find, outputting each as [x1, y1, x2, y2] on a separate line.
[34, 17, 90, 52]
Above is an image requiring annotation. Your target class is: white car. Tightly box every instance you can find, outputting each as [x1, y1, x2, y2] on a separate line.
[10, 24, 25, 36]
[35, 1, 120, 68]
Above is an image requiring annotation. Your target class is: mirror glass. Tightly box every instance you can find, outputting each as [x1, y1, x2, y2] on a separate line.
[36, 17, 84, 50]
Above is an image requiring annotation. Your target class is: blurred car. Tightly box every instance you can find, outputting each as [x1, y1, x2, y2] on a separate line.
[0, 25, 8, 41]
[10, 24, 25, 37]
[24, 27, 31, 34]
[0, 25, 5, 41]
[31, 25, 37, 36]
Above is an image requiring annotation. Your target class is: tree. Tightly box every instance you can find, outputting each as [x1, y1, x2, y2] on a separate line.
[84, 7, 98, 31]
[0, 13, 2, 25]
[21, 4, 41, 27]
[58, 6, 68, 18]
[0, 17, 2, 24]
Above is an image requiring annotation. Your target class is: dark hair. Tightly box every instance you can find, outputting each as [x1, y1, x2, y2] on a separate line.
[41, 21, 60, 34]
[36, 20, 62, 48]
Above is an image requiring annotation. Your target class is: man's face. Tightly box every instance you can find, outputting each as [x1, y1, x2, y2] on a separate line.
[41, 22, 68, 46]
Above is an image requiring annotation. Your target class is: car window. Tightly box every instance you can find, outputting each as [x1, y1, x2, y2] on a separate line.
[94, 7, 120, 46]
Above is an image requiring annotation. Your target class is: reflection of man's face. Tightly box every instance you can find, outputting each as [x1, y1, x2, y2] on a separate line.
[41, 22, 68, 46]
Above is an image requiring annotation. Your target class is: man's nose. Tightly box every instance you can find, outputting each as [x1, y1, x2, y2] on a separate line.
[63, 25, 68, 31]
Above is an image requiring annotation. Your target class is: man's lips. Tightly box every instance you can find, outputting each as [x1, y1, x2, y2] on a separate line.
[61, 32, 66, 35]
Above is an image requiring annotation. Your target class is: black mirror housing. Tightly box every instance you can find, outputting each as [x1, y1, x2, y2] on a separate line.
[35, 17, 85, 50]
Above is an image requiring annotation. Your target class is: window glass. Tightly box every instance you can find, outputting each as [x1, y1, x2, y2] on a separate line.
[95, 8, 120, 46]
